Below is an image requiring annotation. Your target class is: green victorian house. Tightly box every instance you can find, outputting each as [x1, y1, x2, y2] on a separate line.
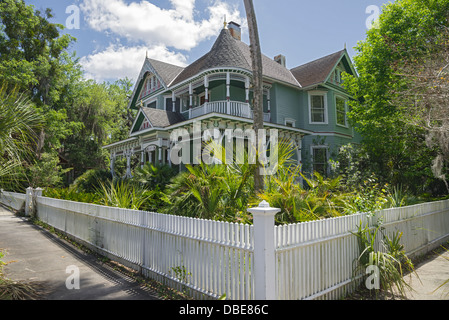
[104, 21, 359, 178]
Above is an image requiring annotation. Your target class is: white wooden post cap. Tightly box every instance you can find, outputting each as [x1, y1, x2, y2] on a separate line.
[247, 201, 281, 216]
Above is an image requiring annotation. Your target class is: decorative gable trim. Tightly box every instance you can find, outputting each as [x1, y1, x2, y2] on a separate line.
[130, 108, 153, 135]
[324, 50, 357, 85]
[128, 59, 168, 110]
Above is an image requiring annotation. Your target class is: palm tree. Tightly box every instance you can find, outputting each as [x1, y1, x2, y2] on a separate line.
[244, 0, 264, 193]
[0, 84, 42, 189]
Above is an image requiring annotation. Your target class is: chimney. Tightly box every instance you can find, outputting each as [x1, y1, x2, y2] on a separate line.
[228, 21, 241, 41]
[274, 54, 286, 67]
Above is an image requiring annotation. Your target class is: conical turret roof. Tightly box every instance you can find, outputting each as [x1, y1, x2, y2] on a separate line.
[170, 28, 300, 87]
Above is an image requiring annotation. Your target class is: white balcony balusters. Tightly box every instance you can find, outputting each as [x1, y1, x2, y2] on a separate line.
[190, 100, 270, 122]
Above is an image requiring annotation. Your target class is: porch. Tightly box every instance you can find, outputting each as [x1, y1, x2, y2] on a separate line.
[187, 100, 271, 122]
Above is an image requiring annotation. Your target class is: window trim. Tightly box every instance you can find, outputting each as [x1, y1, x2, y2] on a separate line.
[308, 91, 328, 125]
[311, 145, 329, 176]
[335, 95, 348, 128]
[284, 118, 296, 128]
[144, 97, 158, 109]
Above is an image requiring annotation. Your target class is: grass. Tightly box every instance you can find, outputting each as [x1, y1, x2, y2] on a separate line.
[0, 249, 40, 300]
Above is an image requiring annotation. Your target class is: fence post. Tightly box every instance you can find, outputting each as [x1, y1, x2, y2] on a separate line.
[32, 188, 43, 217]
[25, 187, 43, 217]
[25, 187, 33, 216]
[247, 200, 280, 300]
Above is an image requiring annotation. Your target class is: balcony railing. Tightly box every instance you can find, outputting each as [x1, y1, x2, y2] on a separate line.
[188, 100, 271, 122]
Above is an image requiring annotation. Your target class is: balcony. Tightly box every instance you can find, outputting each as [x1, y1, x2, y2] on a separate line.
[187, 100, 271, 122]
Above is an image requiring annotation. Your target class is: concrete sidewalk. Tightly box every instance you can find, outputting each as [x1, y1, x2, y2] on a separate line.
[0, 206, 160, 300]
[403, 247, 449, 300]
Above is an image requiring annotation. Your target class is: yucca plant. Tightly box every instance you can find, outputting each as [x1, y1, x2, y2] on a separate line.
[95, 179, 153, 210]
[352, 222, 415, 299]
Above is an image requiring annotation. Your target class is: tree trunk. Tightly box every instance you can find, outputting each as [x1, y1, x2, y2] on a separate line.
[243, 0, 264, 193]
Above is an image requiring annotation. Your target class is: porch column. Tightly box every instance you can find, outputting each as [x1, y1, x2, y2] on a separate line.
[172, 91, 176, 112]
[245, 76, 250, 103]
[148, 150, 153, 164]
[125, 149, 133, 178]
[140, 150, 145, 169]
[226, 72, 231, 114]
[204, 75, 209, 103]
[296, 138, 302, 167]
[158, 139, 163, 164]
[189, 83, 193, 119]
[168, 142, 172, 167]
[267, 89, 271, 113]
[296, 137, 303, 186]
[110, 152, 116, 178]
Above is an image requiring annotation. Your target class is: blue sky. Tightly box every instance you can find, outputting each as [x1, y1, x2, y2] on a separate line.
[25, 0, 392, 83]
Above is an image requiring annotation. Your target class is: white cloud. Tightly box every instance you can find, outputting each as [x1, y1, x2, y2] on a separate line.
[79, 0, 244, 82]
[80, 44, 188, 82]
[80, 0, 243, 51]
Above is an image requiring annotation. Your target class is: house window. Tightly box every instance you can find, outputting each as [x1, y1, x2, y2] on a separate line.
[147, 101, 157, 109]
[309, 92, 327, 124]
[285, 119, 296, 128]
[199, 92, 211, 106]
[312, 146, 328, 176]
[336, 97, 347, 126]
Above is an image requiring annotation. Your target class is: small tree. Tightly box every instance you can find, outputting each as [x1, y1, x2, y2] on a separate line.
[388, 27, 449, 193]
[28, 152, 70, 188]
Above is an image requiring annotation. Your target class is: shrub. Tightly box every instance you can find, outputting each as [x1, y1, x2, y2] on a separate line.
[43, 188, 101, 204]
[95, 179, 154, 211]
[132, 163, 177, 191]
[352, 221, 415, 299]
[71, 169, 112, 194]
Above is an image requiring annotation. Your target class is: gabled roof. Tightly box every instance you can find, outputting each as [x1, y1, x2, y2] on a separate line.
[147, 58, 185, 87]
[142, 107, 185, 128]
[290, 49, 348, 88]
[128, 58, 185, 109]
[130, 107, 185, 134]
[170, 28, 300, 88]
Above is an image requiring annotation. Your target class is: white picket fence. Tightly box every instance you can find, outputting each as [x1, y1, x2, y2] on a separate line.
[1, 189, 449, 300]
[35, 196, 254, 300]
[0, 191, 27, 211]
[275, 200, 449, 299]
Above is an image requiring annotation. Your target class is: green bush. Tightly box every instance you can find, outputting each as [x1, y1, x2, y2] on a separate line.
[71, 169, 112, 194]
[95, 179, 156, 211]
[352, 221, 416, 299]
[132, 163, 177, 191]
[43, 188, 101, 204]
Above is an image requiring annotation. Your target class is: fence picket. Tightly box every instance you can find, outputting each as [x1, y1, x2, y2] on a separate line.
[2, 192, 449, 300]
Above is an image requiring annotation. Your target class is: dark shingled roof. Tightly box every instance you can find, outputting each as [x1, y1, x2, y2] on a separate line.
[290, 50, 346, 88]
[147, 58, 185, 87]
[170, 28, 300, 87]
[141, 107, 185, 128]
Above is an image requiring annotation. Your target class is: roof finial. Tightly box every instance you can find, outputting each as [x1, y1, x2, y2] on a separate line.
[146, 50, 148, 59]
[223, 15, 227, 29]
